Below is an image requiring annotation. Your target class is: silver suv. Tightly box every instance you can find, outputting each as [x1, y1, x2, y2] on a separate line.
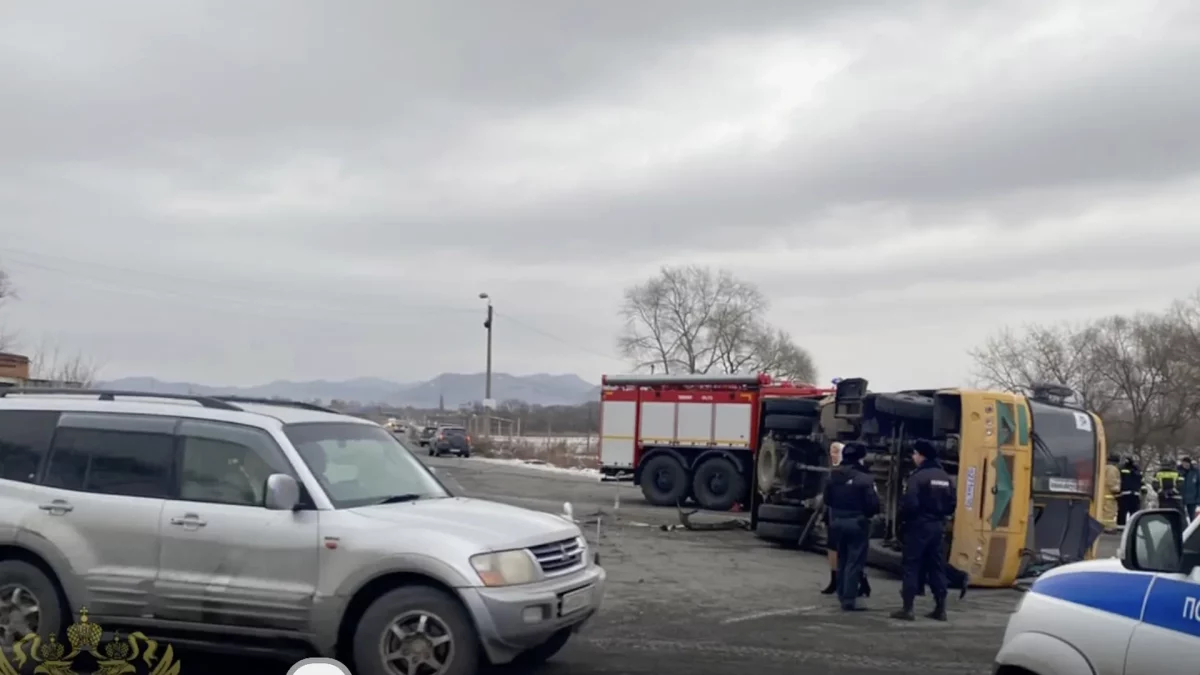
[0, 390, 605, 674]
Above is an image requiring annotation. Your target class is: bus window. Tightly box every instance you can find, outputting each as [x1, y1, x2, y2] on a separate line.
[1028, 400, 1097, 496]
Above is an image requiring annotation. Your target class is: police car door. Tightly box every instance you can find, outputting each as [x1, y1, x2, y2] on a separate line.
[1122, 515, 1200, 673]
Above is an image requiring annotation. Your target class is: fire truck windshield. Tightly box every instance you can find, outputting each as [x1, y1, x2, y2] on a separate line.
[1029, 400, 1098, 496]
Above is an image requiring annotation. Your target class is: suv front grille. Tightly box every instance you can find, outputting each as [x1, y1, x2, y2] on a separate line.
[528, 537, 583, 575]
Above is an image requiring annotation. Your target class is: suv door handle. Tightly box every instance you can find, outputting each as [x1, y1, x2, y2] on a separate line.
[169, 514, 207, 528]
[38, 500, 74, 514]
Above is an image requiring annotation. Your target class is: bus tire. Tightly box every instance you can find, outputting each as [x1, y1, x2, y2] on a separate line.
[762, 414, 815, 434]
[754, 520, 804, 543]
[762, 398, 821, 416]
[639, 454, 689, 506]
[873, 393, 935, 420]
[691, 457, 744, 511]
[757, 503, 809, 523]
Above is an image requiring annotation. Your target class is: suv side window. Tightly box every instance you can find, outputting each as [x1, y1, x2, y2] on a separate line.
[178, 420, 291, 507]
[44, 413, 177, 498]
[0, 410, 60, 483]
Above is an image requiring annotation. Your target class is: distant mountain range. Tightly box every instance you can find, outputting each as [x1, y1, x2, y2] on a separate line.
[98, 373, 600, 408]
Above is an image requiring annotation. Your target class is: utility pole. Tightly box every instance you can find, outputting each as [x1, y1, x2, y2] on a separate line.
[479, 292, 494, 436]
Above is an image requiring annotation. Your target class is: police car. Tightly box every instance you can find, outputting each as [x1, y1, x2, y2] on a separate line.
[992, 508, 1199, 674]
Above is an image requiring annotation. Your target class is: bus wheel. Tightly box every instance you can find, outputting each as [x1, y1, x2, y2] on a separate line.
[762, 414, 815, 434]
[640, 454, 689, 506]
[692, 457, 745, 511]
[873, 393, 935, 420]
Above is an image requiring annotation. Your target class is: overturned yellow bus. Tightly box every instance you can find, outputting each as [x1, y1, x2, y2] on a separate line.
[751, 379, 1108, 587]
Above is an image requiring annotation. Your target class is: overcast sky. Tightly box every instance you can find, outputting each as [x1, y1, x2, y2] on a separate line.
[2, 0, 1199, 390]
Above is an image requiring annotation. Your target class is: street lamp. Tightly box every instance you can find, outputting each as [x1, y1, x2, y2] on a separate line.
[479, 292, 494, 436]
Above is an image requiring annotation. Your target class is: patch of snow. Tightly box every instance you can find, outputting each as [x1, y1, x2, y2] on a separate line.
[469, 456, 601, 478]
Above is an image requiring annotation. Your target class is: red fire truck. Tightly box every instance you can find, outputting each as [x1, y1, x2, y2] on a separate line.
[597, 373, 832, 511]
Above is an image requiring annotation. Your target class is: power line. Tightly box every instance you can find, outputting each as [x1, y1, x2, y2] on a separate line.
[0, 247, 626, 362]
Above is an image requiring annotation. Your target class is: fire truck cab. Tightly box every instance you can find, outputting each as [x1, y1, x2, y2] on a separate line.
[597, 373, 831, 511]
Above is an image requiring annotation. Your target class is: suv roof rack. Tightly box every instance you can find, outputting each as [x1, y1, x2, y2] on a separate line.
[210, 396, 339, 414]
[0, 388, 242, 410]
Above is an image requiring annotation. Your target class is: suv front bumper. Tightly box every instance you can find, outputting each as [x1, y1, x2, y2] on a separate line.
[460, 564, 607, 664]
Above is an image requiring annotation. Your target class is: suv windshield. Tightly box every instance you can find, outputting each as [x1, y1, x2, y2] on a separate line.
[1029, 400, 1098, 496]
[284, 422, 449, 508]
[440, 427, 466, 435]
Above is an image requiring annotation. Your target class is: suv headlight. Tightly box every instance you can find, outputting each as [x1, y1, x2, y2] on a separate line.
[470, 549, 540, 587]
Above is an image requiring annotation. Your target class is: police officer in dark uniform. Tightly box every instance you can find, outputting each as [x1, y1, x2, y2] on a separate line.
[823, 442, 880, 611]
[1117, 456, 1142, 527]
[892, 440, 956, 621]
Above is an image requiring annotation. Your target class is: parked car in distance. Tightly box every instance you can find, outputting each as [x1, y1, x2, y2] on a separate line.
[430, 425, 471, 457]
[0, 390, 605, 674]
[417, 425, 437, 446]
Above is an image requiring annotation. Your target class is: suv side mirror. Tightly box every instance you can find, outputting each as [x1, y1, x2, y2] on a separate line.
[1120, 509, 1186, 573]
[265, 473, 301, 511]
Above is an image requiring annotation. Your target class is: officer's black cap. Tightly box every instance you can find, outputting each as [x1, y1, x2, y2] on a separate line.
[913, 439, 938, 460]
[841, 442, 866, 464]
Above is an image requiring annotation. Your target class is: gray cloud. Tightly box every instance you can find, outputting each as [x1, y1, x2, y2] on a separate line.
[2, 0, 1197, 388]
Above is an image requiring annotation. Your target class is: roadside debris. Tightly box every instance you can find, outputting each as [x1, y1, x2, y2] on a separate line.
[661, 501, 751, 531]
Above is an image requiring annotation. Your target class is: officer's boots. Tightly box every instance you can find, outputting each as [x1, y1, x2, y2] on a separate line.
[925, 602, 947, 621]
[820, 570, 837, 594]
[890, 604, 915, 621]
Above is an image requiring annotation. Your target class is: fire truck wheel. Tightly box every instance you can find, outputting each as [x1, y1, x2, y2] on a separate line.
[757, 503, 809, 523]
[762, 398, 821, 416]
[762, 414, 815, 434]
[691, 457, 745, 511]
[754, 520, 804, 544]
[872, 392, 935, 420]
[639, 454, 690, 506]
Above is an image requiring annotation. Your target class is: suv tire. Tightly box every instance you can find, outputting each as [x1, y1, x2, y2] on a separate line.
[352, 585, 480, 675]
[0, 560, 63, 643]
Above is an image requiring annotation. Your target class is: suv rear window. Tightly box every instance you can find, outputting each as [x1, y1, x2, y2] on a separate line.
[0, 410, 60, 483]
[44, 414, 176, 499]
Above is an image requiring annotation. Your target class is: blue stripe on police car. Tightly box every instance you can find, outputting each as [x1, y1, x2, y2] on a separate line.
[1030, 570, 1200, 638]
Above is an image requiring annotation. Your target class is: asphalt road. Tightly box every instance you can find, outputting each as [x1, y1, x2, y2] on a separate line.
[195, 442, 1025, 674]
[412, 449, 1020, 675]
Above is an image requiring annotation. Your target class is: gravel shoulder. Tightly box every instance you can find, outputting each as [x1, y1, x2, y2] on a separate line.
[419, 449, 1020, 675]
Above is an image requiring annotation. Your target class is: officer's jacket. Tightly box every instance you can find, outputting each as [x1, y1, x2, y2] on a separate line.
[1119, 464, 1141, 493]
[1104, 463, 1120, 495]
[823, 463, 880, 519]
[900, 460, 956, 524]
[1182, 466, 1200, 504]
[1155, 469, 1180, 495]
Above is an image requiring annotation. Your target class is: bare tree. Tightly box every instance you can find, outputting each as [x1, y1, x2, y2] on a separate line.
[28, 338, 100, 386]
[968, 322, 1119, 415]
[746, 325, 818, 383]
[969, 288, 1200, 466]
[617, 265, 816, 379]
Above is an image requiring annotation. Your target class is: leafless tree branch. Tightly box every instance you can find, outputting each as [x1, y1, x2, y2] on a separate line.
[617, 265, 816, 380]
[969, 286, 1200, 466]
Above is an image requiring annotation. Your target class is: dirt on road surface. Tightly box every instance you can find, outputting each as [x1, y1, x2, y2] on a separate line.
[418, 450, 1020, 675]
